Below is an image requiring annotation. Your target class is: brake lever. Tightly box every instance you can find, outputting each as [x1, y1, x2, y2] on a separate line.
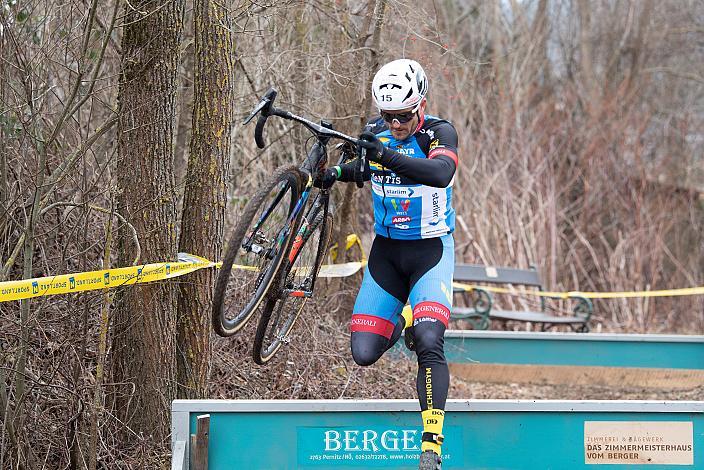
[242, 99, 268, 125]
[242, 87, 278, 125]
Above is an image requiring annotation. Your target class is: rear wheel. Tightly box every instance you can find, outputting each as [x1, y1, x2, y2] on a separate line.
[252, 210, 333, 364]
[212, 165, 304, 337]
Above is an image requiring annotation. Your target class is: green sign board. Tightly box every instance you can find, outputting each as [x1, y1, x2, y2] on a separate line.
[172, 400, 704, 470]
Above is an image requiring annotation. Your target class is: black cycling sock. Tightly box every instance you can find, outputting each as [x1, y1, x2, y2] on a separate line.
[413, 318, 449, 428]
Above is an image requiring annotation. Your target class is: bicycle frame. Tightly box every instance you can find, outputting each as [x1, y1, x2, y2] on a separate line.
[241, 87, 364, 298]
[283, 182, 330, 299]
[242, 137, 325, 250]
[242, 176, 313, 259]
[281, 143, 358, 299]
[242, 141, 332, 292]
[281, 140, 337, 298]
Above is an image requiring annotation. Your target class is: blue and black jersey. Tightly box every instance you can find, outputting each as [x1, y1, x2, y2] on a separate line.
[338, 115, 459, 240]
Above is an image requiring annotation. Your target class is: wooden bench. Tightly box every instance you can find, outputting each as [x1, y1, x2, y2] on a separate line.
[451, 264, 593, 332]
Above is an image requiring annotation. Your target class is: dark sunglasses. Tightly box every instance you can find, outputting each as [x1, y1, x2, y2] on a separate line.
[380, 110, 416, 124]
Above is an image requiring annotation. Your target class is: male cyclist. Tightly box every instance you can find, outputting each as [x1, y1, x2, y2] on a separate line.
[317, 59, 458, 470]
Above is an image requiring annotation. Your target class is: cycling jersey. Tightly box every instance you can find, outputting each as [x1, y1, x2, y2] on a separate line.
[365, 115, 458, 240]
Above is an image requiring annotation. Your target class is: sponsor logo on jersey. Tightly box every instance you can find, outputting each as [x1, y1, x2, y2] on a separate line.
[383, 187, 415, 198]
[414, 301, 450, 327]
[425, 368, 433, 408]
[421, 128, 435, 139]
[423, 226, 449, 236]
[394, 147, 415, 156]
[430, 192, 441, 225]
[350, 314, 394, 338]
[415, 302, 449, 319]
[395, 224, 410, 230]
[369, 161, 389, 171]
[379, 137, 391, 144]
[390, 199, 411, 213]
[392, 216, 411, 224]
[351, 317, 377, 328]
[430, 139, 440, 150]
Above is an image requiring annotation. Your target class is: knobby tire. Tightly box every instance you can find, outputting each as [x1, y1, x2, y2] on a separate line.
[212, 165, 304, 337]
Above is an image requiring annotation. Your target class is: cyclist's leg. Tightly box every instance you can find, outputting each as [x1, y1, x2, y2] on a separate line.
[350, 236, 408, 366]
[407, 234, 454, 458]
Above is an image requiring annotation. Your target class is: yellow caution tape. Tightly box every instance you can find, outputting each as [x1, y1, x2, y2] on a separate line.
[330, 234, 367, 263]
[0, 253, 217, 303]
[452, 282, 704, 300]
[4, 236, 700, 302]
[0, 237, 370, 303]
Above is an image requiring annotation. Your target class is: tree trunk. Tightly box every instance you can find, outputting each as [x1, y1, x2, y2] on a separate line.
[576, 0, 600, 118]
[331, 0, 387, 260]
[176, 0, 234, 399]
[112, 0, 184, 442]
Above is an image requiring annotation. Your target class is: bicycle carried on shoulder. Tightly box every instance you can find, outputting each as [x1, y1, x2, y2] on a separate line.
[212, 88, 366, 364]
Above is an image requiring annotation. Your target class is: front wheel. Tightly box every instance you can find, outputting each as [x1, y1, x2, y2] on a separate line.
[252, 211, 333, 364]
[212, 165, 304, 337]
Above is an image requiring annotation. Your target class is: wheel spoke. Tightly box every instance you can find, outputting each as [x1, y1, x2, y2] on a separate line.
[252, 210, 333, 363]
[212, 166, 303, 337]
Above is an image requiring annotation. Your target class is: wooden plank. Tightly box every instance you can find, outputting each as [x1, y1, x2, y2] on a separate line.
[170, 399, 704, 469]
[454, 263, 542, 286]
[489, 310, 585, 324]
[193, 414, 210, 470]
[171, 441, 187, 470]
[189, 435, 196, 470]
[450, 363, 704, 389]
[439, 330, 704, 369]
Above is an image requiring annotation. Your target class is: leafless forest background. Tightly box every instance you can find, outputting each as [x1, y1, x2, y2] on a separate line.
[1, 0, 703, 468]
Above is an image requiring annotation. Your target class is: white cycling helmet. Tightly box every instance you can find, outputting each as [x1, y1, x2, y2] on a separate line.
[371, 59, 429, 111]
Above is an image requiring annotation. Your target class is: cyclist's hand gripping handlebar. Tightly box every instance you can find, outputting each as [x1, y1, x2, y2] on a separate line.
[242, 87, 278, 149]
[354, 146, 366, 188]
